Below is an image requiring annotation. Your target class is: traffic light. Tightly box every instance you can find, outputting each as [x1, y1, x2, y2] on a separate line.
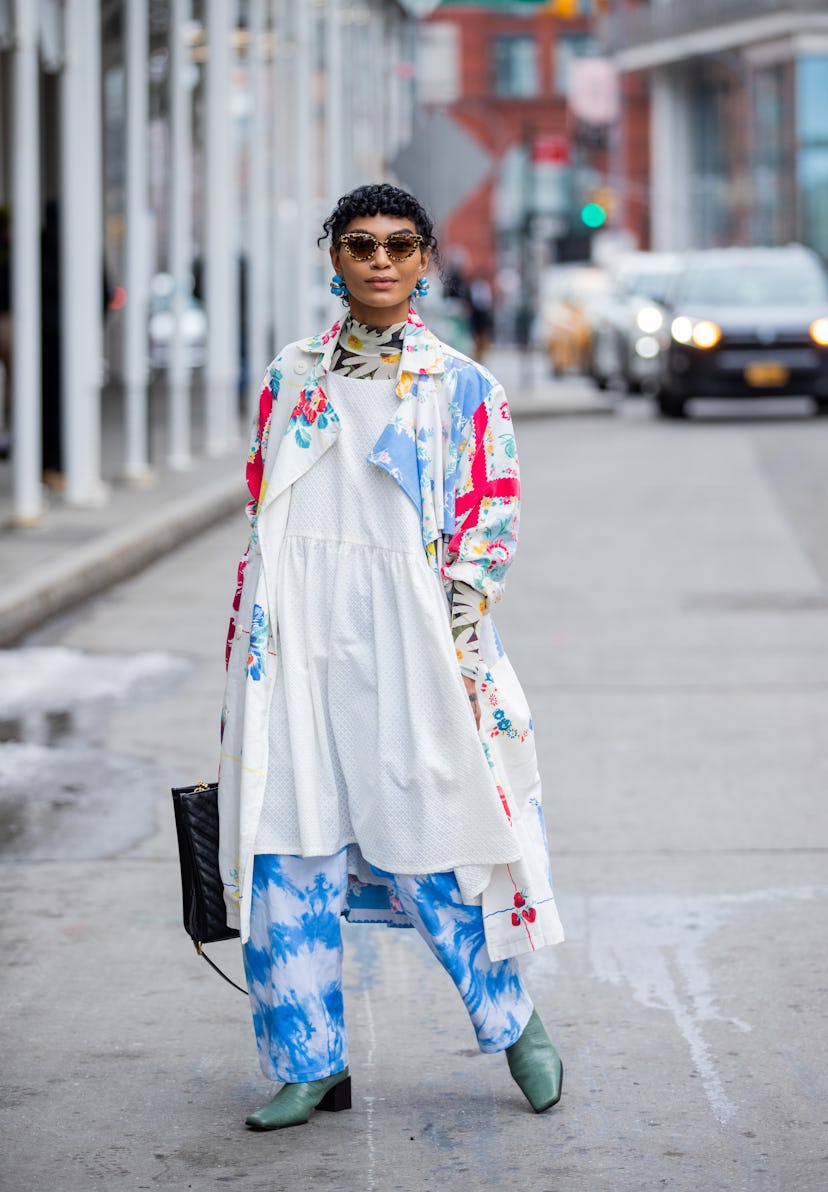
[579, 186, 614, 229]
[542, 0, 580, 15]
[579, 200, 607, 229]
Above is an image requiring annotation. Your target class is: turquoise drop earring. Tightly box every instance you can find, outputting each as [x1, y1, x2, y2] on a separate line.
[410, 276, 429, 299]
[330, 274, 348, 297]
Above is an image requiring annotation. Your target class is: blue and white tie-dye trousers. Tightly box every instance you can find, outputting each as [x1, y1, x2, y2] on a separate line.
[242, 851, 535, 1083]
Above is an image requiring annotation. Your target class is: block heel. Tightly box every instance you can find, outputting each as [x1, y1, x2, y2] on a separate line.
[245, 1068, 351, 1130]
[318, 1075, 352, 1112]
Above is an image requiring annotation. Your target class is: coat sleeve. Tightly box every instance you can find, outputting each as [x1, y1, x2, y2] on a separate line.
[441, 379, 520, 612]
[224, 367, 279, 669]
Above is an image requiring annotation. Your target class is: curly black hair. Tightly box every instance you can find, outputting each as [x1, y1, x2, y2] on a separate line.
[319, 183, 439, 256]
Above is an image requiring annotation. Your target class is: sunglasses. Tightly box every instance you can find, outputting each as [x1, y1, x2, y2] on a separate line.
[338, 231, 424, 262]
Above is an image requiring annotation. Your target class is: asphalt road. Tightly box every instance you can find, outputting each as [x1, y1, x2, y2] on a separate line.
[2, 390, 827, 1191]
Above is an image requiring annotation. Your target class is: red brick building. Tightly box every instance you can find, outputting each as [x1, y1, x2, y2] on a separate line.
[420, 1, 623, 292]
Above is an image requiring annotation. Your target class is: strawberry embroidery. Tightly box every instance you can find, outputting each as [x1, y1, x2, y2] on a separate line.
[509, 884, 537, 928]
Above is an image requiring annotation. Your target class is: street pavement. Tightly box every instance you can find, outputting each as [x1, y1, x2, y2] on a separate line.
[2, 367, 827, 1190]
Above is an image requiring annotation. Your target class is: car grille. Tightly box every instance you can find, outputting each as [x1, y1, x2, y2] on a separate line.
[721, 329, 810, 350]
[717, 347, 819, 371]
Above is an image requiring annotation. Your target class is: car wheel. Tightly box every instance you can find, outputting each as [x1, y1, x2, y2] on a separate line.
[815, 399, 828, 417]
[656, 391, 687, 419]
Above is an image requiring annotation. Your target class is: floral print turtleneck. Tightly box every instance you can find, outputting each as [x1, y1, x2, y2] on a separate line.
[330, 316, 406, 380]
[330, 316, 482, 680]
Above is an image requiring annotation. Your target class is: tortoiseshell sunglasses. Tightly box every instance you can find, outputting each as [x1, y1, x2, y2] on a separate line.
[338, 231, 424, 262]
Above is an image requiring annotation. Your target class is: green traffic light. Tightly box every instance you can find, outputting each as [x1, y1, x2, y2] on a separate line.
[580, 202, 607, 229]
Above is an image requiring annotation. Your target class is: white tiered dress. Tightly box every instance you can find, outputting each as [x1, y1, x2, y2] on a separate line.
[253, 372, 520, 884]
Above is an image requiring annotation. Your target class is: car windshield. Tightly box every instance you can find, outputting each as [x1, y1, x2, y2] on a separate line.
[676, 262, 828, 307]
[621, 270, 677, 303]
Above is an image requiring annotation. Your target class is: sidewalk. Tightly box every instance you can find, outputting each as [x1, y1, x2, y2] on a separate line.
[0, 350, 611, 647]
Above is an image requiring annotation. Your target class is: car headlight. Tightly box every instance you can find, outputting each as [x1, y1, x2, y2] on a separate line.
[636, 305, 663, 334]
[634, 335, 660, 360]
[671, 316, 722, 349]
[809, 317, 828, 346]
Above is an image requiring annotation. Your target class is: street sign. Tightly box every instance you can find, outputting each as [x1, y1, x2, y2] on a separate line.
[532, 133, 569, 165]
[390, 109, 493, 224]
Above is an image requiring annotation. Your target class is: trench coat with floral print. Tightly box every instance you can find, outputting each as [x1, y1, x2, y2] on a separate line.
[218, 308, 564, 961]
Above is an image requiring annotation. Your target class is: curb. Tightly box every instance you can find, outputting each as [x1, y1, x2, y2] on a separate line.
[511, 399, 614, 419]
[0, 473, 245, 647]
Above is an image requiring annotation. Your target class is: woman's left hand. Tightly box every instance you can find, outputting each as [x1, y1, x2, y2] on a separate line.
[463, 675, 480, 730]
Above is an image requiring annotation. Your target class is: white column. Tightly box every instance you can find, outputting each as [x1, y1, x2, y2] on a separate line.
[205, 0, 237, 455]
[271, 0, 292, 348]
[324, 0, 343, 209]
[247, 0, 268, 418]
[293, 0, 313, 339]
[11, 0, 41, 522]
[123, 0, 150, 479]
[59, 0, 105, 508]
[650, 67, 693, 252]
[83, 0, 104, 471]
[168, 0, 192, 469]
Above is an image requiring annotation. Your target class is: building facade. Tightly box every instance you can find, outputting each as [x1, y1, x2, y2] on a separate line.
[0, 0, 424, 525]
[419, 0, 611, 322]
[608, 0, 828, 257]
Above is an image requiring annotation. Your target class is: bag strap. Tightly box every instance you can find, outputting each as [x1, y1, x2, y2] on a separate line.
[197, 942, 248, 996]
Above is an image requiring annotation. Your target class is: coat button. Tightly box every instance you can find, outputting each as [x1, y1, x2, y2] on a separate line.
[294, 362, 308, 375]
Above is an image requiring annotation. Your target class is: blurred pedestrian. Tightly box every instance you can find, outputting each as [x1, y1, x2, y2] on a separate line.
[468, 275, 495, 361]
[218, 182, 564, 1132]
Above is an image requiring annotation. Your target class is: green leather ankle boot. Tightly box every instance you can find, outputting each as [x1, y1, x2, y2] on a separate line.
[506, 1010, 563, 1113]
[245, 1068, 351, 1131]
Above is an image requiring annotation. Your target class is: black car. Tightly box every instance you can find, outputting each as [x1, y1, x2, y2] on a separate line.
[655, 245, 828, 418]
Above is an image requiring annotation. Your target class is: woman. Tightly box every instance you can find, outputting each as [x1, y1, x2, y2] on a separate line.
[219, 183, 564, 1131]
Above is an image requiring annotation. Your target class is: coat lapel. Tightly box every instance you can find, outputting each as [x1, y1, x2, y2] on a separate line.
[260, 309, 449, 534]
[367, 310, 450, 548]
[260, 324, 342, 510]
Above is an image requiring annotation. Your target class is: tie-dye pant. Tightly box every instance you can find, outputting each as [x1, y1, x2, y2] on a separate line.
[242, 851, 534, 1083]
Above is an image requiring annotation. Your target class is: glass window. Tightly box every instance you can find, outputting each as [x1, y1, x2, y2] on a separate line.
[554, 34, 599, 97]
[417, 23, 460, 105]
[492, 36, 538, 98]
[797, 57, 828, 143]
[796, 57, 828, 259]
[798, 147, 828, 261]
[753, 63, 795, 247]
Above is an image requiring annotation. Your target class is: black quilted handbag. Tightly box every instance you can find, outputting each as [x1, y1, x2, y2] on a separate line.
[171, 781, 247, 994]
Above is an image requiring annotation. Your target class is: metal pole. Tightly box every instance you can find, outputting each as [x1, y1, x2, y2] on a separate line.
[168, 0, 192, 469]
[83, 0, 104, 483]
[293, 0, 313, 338]
[62, 0, 89, 505]
[271, 0, 291, 348]
[247, 0, 268, 418]
[324, 0, 343, 209]
[11, 0, 41, 522]
[123, 0, 150, 479]
[205, 0, 237, 455]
